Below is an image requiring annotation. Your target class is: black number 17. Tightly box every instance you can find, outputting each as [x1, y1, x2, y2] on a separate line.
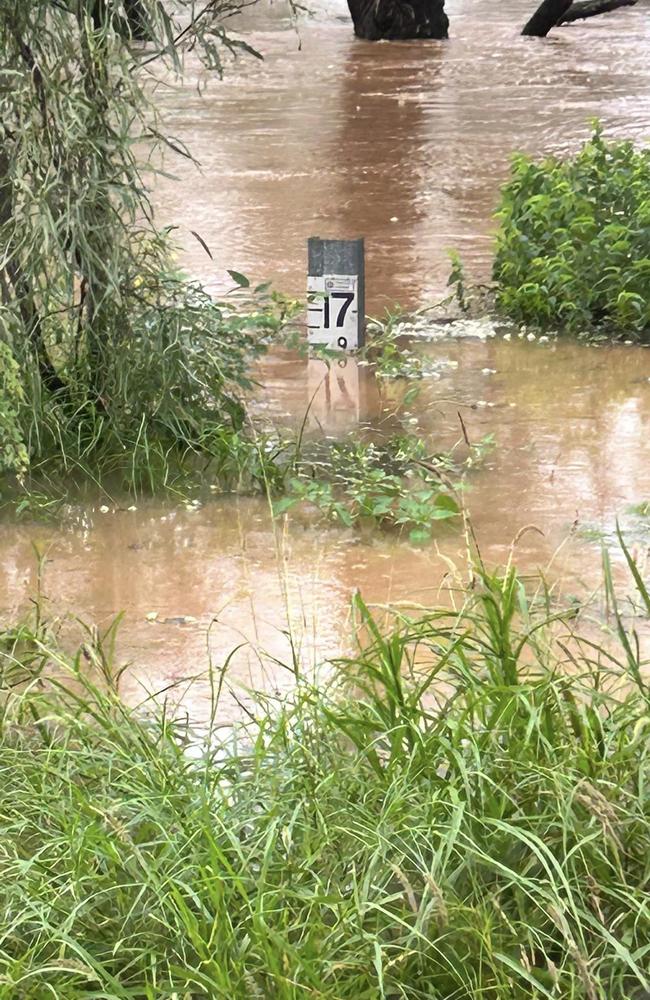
[323, 292, 354, 329]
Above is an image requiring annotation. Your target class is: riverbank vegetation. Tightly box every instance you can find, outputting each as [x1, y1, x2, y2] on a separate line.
[2, 551, 650, 997]
[0, 1, 289, 495]
[493, 126, 650, 340]
[3, 3, 650, 998]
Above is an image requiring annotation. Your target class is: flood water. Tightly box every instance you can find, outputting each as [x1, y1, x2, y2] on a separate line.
[155, 0, 650, 307]
[2, 0, 650, 716]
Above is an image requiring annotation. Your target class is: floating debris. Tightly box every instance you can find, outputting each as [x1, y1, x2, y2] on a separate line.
[145, 612, 198, 626]
[394, 316, 503, 341]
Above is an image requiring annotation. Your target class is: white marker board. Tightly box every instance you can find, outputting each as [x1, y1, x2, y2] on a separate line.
[307, 274, 361, 351]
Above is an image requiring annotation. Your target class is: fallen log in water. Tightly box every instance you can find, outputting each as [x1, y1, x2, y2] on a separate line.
[522, 0, 574, 36]
[559, 0, 638, 23]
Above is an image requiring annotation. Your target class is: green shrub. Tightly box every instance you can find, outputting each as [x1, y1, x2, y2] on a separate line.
[493, 125, 650, 338]
[5, 272, 295, 494]
[274, 434, 466, 543]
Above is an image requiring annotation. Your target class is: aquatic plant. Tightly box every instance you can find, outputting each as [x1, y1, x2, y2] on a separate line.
[493, 124, 650, 339]
[1, 546, 649, 998]
[276, 433, 466, 543]
[361, 300, 460, 379]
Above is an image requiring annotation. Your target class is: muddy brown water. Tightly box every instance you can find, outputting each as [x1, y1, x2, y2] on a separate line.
[2, 0, 650, 718]
[154, 0, 650, 307]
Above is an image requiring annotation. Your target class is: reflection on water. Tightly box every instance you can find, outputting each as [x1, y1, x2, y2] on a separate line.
[2, 0, 650, 714]
[153, 0, 650, 308]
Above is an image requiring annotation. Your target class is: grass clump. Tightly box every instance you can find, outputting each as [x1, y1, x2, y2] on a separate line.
[1, 553, 650, 998]
[493, 125, 650, 339]
[4, 274, 297, 496]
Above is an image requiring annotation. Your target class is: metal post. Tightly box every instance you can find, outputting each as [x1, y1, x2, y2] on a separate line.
[307, 237, 365, 351]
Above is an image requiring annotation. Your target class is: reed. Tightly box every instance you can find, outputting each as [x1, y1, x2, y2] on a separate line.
[1, 550, 649, 998]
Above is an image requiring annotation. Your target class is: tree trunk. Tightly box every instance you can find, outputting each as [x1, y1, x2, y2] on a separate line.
[559, 0, 637, 23]
[123, 0, 151, 39]
[522, 0, 574, 35]
[90, 0, 151, 39]
[347, 0, 448, 40]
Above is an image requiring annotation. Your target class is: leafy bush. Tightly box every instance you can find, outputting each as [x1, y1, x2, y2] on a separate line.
[1, 551, 650, 998]
[493, 125, 650, 337]
[3, 273, 295, 493]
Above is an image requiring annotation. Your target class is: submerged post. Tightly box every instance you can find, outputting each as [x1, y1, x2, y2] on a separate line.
[307, 238, 365, 351]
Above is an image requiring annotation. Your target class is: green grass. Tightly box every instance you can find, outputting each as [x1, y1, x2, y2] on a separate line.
[0, 281, 299, 500]
[1, 552, 650, 998]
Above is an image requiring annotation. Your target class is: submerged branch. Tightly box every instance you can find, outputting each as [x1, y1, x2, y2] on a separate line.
[523, 0, 637, 34]
[522, 0, 573, 36]
[559, 0, 637, 22]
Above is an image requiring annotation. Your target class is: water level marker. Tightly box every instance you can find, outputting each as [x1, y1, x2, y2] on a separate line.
[307, 237, 365, 351]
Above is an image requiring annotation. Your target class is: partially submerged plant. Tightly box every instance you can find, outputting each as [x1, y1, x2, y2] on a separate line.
[362, 301, 458, 379]
[274, 432, 489, 543]
[493, 124, 650, 339]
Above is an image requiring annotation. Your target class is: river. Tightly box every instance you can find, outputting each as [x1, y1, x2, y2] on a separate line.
[1, 0, 650, 718]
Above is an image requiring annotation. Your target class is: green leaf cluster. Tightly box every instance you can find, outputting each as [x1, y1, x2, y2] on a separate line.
[493, 125, 650, 338]
[0, 339, 28, 478]
[274, 435, 466, 543]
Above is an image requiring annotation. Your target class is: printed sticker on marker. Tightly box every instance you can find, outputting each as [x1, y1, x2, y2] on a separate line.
[308, 273, 360, 351]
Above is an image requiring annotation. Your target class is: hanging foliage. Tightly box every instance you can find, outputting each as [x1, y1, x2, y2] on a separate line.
[0, 1, 286, 493]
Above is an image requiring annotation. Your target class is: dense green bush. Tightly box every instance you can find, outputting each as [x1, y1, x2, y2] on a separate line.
[493, 126, 650, 338]
[0, 271, 294, 493]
